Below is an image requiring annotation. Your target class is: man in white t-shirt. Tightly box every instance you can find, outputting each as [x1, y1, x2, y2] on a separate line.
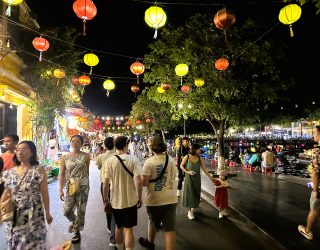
[103, 136, 143, 250]
[139, 135, 177, 250]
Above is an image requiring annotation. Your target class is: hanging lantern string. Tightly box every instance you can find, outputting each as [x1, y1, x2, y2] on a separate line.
[83, 20, 86, 36]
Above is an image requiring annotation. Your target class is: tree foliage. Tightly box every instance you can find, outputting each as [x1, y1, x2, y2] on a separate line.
[19, 26, 82, 132]
[130, 89, 179, 140]
[143, 13, 288, 164]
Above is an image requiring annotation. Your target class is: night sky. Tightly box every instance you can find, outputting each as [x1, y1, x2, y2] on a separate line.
[25, 0, 320, 116]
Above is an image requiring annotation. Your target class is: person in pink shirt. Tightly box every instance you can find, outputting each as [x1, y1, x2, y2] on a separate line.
[1, 133, 19, 171]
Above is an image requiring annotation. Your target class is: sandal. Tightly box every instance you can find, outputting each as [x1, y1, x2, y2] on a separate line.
[71, 232, 81, 243]
[68, 224, 73, 233]
[138, 237, 155, 250]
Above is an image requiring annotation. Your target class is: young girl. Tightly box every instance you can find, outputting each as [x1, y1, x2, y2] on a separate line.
[213, 170, 230, 218]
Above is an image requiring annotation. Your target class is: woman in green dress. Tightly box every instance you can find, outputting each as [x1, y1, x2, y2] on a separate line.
[180, 143, 214, 219]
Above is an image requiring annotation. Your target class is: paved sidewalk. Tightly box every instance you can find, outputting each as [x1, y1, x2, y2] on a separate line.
[201, 163, 320, 250]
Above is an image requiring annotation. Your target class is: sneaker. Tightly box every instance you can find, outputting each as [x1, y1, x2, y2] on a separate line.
[298, 225, 313, 240]
[138, 237, 155, 249]
[274, 171, 280, 174]
[107, 228, 111, 234]
[109, 240, 117, 247]
[218, 212, 223, 219]
[187, 210, 195, 220]
[222, 210, 229, 217]
[177, 190, 181, 197]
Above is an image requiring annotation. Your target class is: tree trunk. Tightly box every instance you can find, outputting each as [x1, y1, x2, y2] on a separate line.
[217, 119, 226, 172]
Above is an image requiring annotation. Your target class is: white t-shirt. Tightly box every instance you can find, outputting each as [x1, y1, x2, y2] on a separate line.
[104, 154, 142, 209]
[95, 150, 115, 182]
[143, 154, 178, 206]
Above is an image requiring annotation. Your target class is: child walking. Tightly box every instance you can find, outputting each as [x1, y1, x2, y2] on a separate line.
[213, 170, 230, 218]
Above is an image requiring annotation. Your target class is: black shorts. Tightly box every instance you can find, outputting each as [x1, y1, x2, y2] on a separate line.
[113, 204, 137, 228]
[147, 203, 177, 232]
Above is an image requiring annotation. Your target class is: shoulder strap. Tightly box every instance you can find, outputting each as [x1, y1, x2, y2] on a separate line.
[149, 154, 169, 183]
[16, 168, 30, 190]
[115, 155, 134, 178]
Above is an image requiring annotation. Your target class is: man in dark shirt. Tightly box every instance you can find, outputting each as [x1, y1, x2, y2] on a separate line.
[176, 137, 190, 196]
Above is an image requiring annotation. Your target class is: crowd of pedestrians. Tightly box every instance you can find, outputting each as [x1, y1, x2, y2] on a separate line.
[0, 129, 319, 249]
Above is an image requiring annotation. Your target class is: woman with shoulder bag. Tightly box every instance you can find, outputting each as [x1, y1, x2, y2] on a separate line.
[59, 135, 90, 243]
[0, 141, 53, 249]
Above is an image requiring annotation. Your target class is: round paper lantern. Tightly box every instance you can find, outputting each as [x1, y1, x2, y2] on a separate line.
[131, 84, 140, 93]
[130, 61, 145, 84]
[105, 120, 111, 126]
[116, 121, 121, 126]
[126, 120, 132, 126]
[146, 118, 151, 124]
[157, 86, 165, 94]
[53, 69, 66, 79]
[73, 0, 97, 36]
[32, 37, 49, 61]
[72, 77, 80, 84]
[175, 64, 189, 77]
[145, 6, 167, 39]
[214, 8, 236, 42]
[161, 82, 171, 90]
[78, 75, 91, 86]
[103, 79, 115, 97]
[279, 4, 302, 37]
[84, 53, 99, 75]
[194, 78, 205, 87]
[215, 58, 229, 71]
[3, 0, 23, 16]
[94, 119, 100, 124]
[181, 85, 190, 93]
[135, 120, 142, 125]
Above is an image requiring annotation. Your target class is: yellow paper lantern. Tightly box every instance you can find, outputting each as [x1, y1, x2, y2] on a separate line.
[3, 0, 23, 16]
[145, 6, 167, 39]
[83, 53, 99, 75]
[279, 4, 302, 37]
[53, 69, 66, 79]
[194, 78, 205, 87]
[157, 86, 165, 94]
[175, 64, 189, 77]
[103, 79, 115, 97]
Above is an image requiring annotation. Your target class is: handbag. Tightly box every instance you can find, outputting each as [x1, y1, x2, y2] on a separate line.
[114, 155, 134, 177]
[1, 168, 29, 223]
[68, 177, 81, 196]
[149, 154, 169, 183]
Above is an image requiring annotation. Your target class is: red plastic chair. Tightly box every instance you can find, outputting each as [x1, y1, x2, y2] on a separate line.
[265, 167, 273, 175]
[247, 165, 255, 172]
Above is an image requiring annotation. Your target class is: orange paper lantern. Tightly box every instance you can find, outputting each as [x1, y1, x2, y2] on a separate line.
[213, 8, 236, 42]
[181, 85, 190, 93]
[215, 58, 229, 71]
[161, 82, 171, 90]
[130, 61, 145, 84]
[79, 75, 91, 86]
[146, 118, 151, 124]
[131, 84, 140, 93]
[135, 120, 142, 125]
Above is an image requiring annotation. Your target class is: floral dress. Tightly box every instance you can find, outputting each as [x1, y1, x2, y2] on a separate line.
[3, 166, 46, 250]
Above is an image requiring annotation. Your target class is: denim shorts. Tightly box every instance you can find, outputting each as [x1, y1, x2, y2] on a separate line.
[310, 192, 320, 210]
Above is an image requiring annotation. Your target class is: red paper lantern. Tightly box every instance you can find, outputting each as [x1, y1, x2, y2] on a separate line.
[105, 120, 111, 126]
[79, 75, 91, 86]
[131, 85, 140, 93]
[116, 121, 121, 126]
[72, 77, 80, 84]
[94, 119, 100, 124]
[146, 118, 151, 124]
[181, 85, 190, 93]
[73, 0, 97, 36]
[135, 120, 142, 125]
[32, 37, 49, 61]
[215, 58, 229, 71]
[161, 82, 171, 91]
[126, 120, 132, 126]
[130, 61, 145, 84]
